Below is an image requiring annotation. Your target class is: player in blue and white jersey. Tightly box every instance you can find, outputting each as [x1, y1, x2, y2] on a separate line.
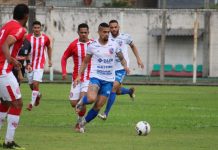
[98, 19, 144, 120]
[74, 22, 129, 133]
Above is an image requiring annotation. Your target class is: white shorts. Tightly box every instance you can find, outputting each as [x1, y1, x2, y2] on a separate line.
[0, 72, 21, 101]
[69, 80, 89, 100]
[27, 69, 44, 84]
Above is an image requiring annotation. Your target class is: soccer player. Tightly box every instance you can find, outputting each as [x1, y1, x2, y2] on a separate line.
[74, 22, 129, 133]
[0, 4, 29, 149]
[61, 23, 92, 131]
[26, 20, 52, 111]
[98, 19, 144, 120]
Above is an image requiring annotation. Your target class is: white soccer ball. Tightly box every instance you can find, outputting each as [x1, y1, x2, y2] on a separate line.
[135, 121, 151, 136]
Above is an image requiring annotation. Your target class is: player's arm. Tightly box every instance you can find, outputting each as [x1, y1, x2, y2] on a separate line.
[2, 35, 21, 68]
[61, 46, 73, 80]
[129, 42, 144, 69]
[74, 54, 92, 86]
[116, 51, 130, 74]
[47, 44, 52, 67]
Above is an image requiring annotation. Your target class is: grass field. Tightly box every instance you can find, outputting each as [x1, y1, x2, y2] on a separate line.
[1, 84, 218, 150]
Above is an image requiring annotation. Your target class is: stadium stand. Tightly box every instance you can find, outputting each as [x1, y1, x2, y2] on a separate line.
[151, 64, 202, 77]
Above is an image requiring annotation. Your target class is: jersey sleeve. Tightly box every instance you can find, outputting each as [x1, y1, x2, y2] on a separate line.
[87, 44, 93, 55]
[61, 43, 75, 75]
[45, 36, 51, 47]
[9, 27, 26, 41]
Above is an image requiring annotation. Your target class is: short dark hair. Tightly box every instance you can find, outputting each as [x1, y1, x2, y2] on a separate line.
[78, 23, 89, 31]
[98, 22, 109, 30]
[109, 20, 118, 24]
[32, 20, 41, 26]
[13, 4, 29, 20]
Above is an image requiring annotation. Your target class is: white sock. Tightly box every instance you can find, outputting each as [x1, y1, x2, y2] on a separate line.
[5, 114, 19, 143]
[0, 112, 7, 130]
[31, 90, 39, 105]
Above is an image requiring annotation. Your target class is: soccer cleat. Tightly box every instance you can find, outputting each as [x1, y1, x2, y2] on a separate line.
[34, 93, 42, 106]
[78, 118, 86, 133]
[3, 141, 25, 149]
[98, 113, 107, 121]
[26, 104, 33, 111]
[129, 87, 136, 101]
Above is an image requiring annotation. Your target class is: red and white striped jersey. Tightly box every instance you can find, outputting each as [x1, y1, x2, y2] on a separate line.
[0, 20, 26, 75]
[26, 33, 50, 70]
[61, 38, 92, 82]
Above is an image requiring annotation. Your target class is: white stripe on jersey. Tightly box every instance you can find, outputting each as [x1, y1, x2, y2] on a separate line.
[30, 36, 34, 67]
[2, 45, 14, 74]
[77, 42, 82, 74]
[83, 43, 88, 80]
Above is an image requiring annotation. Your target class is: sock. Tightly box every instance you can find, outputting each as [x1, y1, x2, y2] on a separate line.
[0, 103, 9, 130]
[85, 108, 99, 123]
[31, 90, 39, 105]
[78, 106, 86, 117]
[104, 92, 117, 116]
[120, 87, 130, 95]
[82, 96, 90, 105]
[0, 112, 7, 130]
[5, 114, 20, 143]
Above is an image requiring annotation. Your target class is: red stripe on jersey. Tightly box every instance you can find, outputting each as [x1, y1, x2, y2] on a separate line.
[6, 85, 16, 101]
[87, 60, 91, 80]
[80, 43, 85, 82]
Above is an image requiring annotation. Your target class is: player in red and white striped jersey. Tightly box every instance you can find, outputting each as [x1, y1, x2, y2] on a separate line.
[61, 23, 92, 131]
[0, 4, 29, 149]
[26, 21, 52, 111]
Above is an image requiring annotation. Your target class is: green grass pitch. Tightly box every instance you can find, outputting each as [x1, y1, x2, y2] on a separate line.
[1, 84, 218, 150]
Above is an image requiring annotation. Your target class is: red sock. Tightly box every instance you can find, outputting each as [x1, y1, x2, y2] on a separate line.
[78, 106, 86, 117]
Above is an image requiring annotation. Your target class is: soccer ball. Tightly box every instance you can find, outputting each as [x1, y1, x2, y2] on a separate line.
[135, 121, 151, 136]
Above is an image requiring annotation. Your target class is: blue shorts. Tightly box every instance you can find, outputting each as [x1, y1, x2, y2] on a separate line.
[115, 69, 126, 83]
[89, 77, 113, 98]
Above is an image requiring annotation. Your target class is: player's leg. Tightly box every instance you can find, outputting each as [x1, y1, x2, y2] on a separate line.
[0, 72, 24, 149]
[0, 99, 10, 131]
[75, 78, 99, 113]
[98, 70, 125, 120]
[27, 69, 43, 110]
[116, 86, 135, 101]
[79, 81, 113, 132]
[68, 82, 87, 131]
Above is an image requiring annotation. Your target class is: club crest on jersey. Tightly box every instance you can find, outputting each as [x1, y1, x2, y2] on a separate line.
[118, 40, 123, 47]
[98, 58, 103, 63]
[109, 48, 114, 54]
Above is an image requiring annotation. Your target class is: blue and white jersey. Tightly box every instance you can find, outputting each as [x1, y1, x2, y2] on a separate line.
[110, 33, 133, 71]
[87, 39, 121, 82]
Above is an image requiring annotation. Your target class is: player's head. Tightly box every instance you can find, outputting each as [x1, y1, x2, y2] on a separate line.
[78, 23, 89, 42]
[98, 22, 110, 42]
[13, 4, 29, 27]
[109, 20, 119, 37]
[32, 21, 42, 36]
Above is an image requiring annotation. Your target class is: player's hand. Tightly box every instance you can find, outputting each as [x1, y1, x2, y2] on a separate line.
[124, 67, 130, 74]
[48, 60, 52, 67]
[137, 59, 144, 69]
[10, 57, 22, 69]
[25, 64, 32, 73]
[62, 74, 67, 80]
[73, 76, 81, 87]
